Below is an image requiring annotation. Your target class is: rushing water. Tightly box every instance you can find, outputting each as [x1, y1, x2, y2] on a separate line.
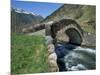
[55, 43, 96, 71]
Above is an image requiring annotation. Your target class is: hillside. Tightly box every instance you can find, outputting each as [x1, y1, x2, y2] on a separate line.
[42, 4, 96, 34]
[11, 8, 44, 33]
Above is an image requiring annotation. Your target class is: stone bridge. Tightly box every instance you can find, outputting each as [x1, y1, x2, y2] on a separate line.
[22, 19, 84, 46]
[45, 19, 83, 46]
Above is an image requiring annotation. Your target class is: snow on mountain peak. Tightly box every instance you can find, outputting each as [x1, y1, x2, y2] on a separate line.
[14, 8, 40, 16]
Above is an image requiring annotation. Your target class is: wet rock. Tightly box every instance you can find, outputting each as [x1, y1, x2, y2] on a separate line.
[55, 43, 77, 58]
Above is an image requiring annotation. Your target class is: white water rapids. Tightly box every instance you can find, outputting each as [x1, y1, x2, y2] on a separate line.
[55, 43, 96, 71]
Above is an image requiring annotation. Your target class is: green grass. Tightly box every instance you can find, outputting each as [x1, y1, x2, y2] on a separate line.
[11, 34, 49, 74]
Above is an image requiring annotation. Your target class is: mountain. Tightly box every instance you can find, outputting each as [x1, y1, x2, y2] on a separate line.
[42, 4, 96, 34]
[11, 8, 44, 33]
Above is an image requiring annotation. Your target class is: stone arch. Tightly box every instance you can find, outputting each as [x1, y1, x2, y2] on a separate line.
[50, 19, 83, 45]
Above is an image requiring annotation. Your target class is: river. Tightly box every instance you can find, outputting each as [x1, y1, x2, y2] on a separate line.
[55, 43, 96, 71]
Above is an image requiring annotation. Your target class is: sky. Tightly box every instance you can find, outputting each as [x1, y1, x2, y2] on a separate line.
[11, 0, 63, 18]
